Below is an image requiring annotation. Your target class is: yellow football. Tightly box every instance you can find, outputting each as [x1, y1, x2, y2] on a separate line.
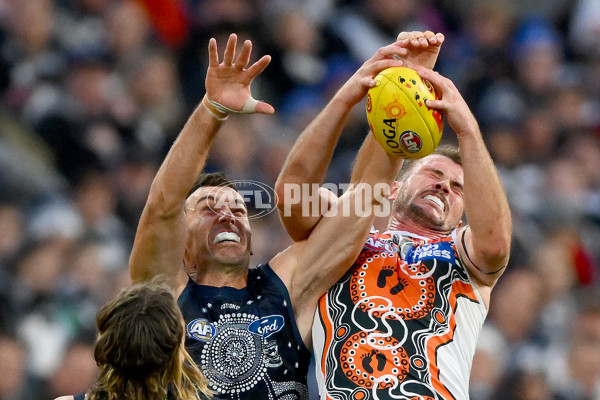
[366, 66, 443, 159]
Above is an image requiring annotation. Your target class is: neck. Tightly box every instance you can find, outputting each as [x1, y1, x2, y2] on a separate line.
[387, 216, 451, 240]
[192, 261, 249, 289]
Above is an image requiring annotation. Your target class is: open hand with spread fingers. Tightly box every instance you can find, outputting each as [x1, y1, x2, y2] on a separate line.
[204, 33, 275, 116]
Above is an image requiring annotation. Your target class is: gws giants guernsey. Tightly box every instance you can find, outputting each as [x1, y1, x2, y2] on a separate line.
[179, 263, 311, 400]
[313, 230, 487, 400]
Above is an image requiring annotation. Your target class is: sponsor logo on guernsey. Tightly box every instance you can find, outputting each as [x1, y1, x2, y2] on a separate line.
[187, 318, 216, 342]
[406, 242, 455, 264]
[364, 235, 395, 253]
[248, 315, 285, 339]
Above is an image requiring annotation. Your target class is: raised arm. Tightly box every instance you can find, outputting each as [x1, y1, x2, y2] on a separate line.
[129, 34, 273, 293]
[274, 31, 444, 242]
[415, 66, 512, 291]
[271, 132, 404, 345]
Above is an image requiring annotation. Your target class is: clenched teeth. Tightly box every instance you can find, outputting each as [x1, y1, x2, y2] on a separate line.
[214, 232, 241, 244]
[424, 195, 445, 211]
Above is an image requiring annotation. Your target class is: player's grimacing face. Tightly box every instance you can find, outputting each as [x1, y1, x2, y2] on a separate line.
[184, 186, 252, 263]
[394, 155, 464, 232]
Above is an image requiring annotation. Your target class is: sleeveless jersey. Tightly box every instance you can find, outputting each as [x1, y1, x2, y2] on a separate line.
[313, 230, 487, 400]
[179, 263, 311, 400]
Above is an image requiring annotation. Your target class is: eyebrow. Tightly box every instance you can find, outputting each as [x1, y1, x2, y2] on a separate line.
[194, 194, 245, 208]
[428, 168, 464, 190]
[195, 194, 215, 207]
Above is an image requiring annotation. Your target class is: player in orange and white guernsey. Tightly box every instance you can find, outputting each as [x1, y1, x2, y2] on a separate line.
[275, 32, 512, 400]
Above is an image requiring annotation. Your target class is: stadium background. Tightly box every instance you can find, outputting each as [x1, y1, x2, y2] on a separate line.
[0, 0, 599, 398]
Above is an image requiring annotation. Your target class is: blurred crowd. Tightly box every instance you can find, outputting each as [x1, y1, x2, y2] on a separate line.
[0, 0, 599, 399]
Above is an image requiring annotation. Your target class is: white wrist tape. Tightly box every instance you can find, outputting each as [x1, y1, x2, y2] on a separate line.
[206, 96, 259, 115]
[201, 96, 228, 121]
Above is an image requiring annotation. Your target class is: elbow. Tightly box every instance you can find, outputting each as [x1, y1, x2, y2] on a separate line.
[485, 214, 512, 263]
[481, 232, 512, 268]
[144, 187, 183, 220]
[274, 177, 285, 206]
[274, 183, 287, 211]
[274, 177, 297, 212]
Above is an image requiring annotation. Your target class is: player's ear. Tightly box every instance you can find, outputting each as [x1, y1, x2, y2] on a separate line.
[387, 181, 401, 201]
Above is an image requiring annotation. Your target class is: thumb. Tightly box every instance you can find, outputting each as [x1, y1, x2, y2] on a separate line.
[253, 99, 275, 115]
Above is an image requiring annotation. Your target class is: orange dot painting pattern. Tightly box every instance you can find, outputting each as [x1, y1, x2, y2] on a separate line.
[350, 253, 436, 320]
[340, 331, 409, 389]
[314, 231, 487, 400]
[352, 390, 367, 400]
[383, 97, 407, 120]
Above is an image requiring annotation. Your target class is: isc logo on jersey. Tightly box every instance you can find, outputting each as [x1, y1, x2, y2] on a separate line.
[187, 318, 216, 342]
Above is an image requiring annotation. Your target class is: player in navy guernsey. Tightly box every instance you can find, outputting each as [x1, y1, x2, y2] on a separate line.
[128, 33, 437, 399]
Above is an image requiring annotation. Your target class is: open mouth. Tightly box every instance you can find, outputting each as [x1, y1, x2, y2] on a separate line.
[213, 231, 241, 244]
[423, 194, 445, 211]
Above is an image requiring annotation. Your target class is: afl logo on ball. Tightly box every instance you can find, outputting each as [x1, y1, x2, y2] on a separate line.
[400, 130, 422, 153]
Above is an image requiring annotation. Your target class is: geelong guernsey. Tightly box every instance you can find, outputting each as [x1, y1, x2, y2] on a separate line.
[179, 263, 311, 400]
[313, 230, 487, 400]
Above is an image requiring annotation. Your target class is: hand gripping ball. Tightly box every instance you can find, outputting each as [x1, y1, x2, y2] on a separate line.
[366, 67, 443, 159]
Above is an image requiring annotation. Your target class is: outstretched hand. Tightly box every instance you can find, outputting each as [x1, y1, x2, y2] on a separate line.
[396, 31, 445, 70]
[205, 33, 275, 115]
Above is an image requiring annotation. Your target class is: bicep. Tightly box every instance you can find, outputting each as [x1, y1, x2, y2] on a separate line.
[129, 206, 189, 288]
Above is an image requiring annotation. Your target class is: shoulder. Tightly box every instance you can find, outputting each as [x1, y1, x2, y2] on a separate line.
[54, 396, 75, 400]
[252, 263, 284, 286]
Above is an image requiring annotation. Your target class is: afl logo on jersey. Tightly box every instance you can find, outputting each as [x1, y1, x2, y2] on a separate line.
[187, 318, 216, 342]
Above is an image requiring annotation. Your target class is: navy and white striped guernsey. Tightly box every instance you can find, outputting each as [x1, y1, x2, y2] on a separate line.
[179, 263, 311, 400]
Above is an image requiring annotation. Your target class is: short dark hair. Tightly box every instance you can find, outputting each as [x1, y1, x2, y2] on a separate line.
[396, 144, 461, 181]
[186, 172, 237, 199]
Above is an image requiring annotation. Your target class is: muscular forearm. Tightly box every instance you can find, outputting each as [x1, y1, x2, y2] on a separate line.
[150, 104, 221, 215]
[351, 134, 403, 192]
[275, 94, 357, 240]
[276, 96, 352, 190]
[130, 103, 221, 286]
[458, 123, 512, 269]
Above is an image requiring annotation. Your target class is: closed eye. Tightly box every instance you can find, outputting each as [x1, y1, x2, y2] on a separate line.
[452, 182, 463, 196]
[427, 168, 463, 195]
[232, 207, 247, 217]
